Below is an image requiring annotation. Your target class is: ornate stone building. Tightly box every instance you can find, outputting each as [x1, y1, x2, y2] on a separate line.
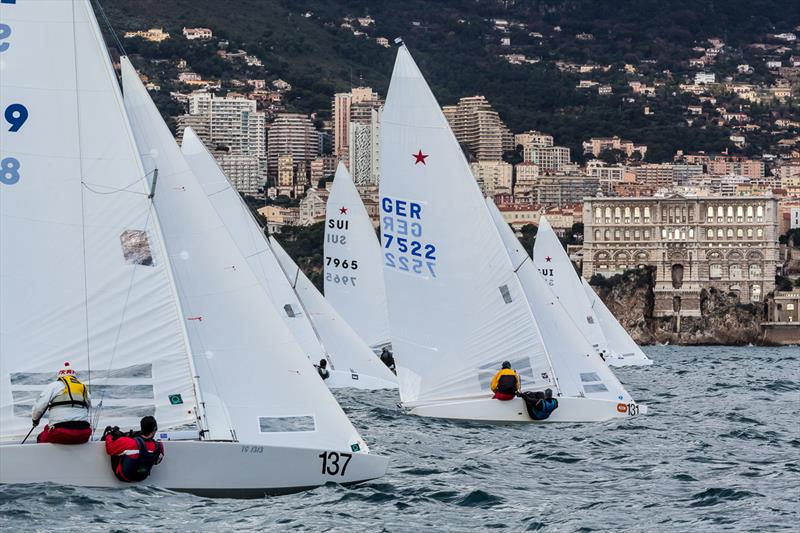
[583, 195, 779, 317]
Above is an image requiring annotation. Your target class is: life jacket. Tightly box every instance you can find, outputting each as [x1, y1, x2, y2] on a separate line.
[520, 391, 559, 421]
[317, 366, 330, 380]
[50, 376, 88, 409]
[115, 437, 163, 483]
[496, 373, 519, 395]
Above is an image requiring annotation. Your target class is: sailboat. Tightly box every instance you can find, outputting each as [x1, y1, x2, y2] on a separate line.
[324, 163, 392, 353]
[378, 43, 646, 422]
[533, 217, 652, 367]
[180, 129, 395, 390]
[268, 236, 398, 390]
[0, 0, 386, 495]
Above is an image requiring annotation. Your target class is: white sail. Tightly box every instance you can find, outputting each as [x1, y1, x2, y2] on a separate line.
[0, 0, 199, 441]
[532, 217, 612, 357]
[270, 237, 398, 390]
[324, 163, 392, 351]
[582, 279, 652, 366]
[486, 200, 633, 403]
[121, 58, 368, 450]
[379, 45, 555, 405]
[180, 128, 325, 365]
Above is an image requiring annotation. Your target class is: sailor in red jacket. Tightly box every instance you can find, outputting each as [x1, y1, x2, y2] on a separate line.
[103, 416, 164, 482]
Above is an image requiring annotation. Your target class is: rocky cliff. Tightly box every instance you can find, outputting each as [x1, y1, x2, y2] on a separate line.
[590, 267, 767, 345]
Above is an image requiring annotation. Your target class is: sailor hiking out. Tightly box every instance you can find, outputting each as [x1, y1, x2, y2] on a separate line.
[103, 416, 164, 483]
[316, 359, 331, 380]
[490, 361, 521, 401]
[31, 362, 92, 444]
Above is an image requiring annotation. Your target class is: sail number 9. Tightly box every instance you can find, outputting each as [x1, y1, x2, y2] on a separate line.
[319, 451, 352, 476]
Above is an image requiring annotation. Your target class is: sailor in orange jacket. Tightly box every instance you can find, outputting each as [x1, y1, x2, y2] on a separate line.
[490, 361, 521, 401]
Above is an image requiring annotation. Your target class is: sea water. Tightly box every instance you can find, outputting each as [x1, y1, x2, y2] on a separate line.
[1, 346, 797, 532]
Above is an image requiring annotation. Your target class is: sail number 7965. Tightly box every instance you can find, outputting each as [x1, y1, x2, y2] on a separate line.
[319, 451, 352, 476]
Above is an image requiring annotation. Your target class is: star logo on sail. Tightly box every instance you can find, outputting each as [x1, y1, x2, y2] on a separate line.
[339, 206, 348, 215]
[412, 150, 428, 165]
[545, 256, 552, 262]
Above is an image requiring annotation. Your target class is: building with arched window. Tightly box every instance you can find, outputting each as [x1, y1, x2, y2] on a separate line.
[583, 195, 779, 317]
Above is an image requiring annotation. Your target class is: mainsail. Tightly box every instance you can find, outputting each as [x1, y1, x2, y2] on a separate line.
[486, 200, 632, 402]
[0, 0, 199, 440]
[121, 58, 367, 450]
[180, 128, 326, 365]
[324, 163, 391, 350]
[533, 217, 612, 357]
[379, 45, 554, 404]
[270, 237, 398, 389]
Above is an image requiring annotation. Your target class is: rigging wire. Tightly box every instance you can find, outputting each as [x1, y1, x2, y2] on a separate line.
[92, 0, 127, 57]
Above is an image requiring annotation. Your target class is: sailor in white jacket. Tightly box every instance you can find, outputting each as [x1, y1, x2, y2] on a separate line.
[32, 362, 93, 444]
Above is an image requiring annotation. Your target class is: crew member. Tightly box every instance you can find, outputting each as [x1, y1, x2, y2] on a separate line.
[490, 361, 521, 401]
[316, 359, 330, 380]
[104, 416, 164, 483]
[379, 347, 396, 374]
[32, 362, 92, 444]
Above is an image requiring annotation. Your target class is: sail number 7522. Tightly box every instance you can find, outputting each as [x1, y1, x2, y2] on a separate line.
[319, 451, 352, 476]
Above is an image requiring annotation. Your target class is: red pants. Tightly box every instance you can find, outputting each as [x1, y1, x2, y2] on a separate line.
[493, 392, 516, 401]
[37, 424, 92, 444]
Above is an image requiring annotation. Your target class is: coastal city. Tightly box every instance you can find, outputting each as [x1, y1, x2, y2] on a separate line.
[118, 15, 800, 345]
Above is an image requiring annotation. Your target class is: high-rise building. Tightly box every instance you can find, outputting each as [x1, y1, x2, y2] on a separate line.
[528, 146, 571, 172]
[332, 87, 381, 161]
[442, 96, 513, 161]
[513, 162, 540, 193]
[177, 92, 267, 195]
[515, 131, 554, 158]
[267, 113, 321, 182]
[469, 161, 512, 196]
[348, 107, 381, 185]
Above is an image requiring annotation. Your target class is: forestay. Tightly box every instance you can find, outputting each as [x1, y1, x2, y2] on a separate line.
[0, 0, 198, 441]
[486, 200, 632, 402]
[379, 45, 554, 405]
[324, 163, 392, 351]
[180, 128, 326, 364]
[121, 58, 367, 451]
[582, 279, 652, 365]
[270, 237, 398, 389]
[533, 217, 612, 357]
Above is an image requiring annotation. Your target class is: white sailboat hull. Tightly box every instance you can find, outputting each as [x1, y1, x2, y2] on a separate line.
[0, 441, 388, 498]
[327, 370, 398, 390]
[606, 354, 654, 368]
[405, 395, 647, 423]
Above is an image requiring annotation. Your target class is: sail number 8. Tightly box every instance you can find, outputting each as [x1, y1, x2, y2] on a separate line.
[1, 158, 20, 185]
[319, 451, 352, 476]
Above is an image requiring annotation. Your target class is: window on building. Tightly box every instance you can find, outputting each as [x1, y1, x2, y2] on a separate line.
[634, 207, 641, 222]
[746, 205, 754, 222]
[756, 205, 764, 222]
[624, 229, 630, 239]
[634, 229, 641, 239]
[727, 228, 733, 238]
[614, 229, 621, 240]
[614, 207, 621, 223]
[730, 264, 742, 280]
[594, 229, 601, 241]
[710, 264, 722, 279]
[689, 228, 694, 239]
[737, 228, 743, 238]
[757, 228, 763, 238]
[605, 207, 612, 223]
[747, 228, 753, 238]
[605, 229, 611, 240]
[736, 206, 744, 222]
[751, 284, 761, 302]
[624, 207, 631, 223]
[644, 207, 651, 222]
[727, 206, 734, 222]
[707, 205, 714, 221]
[749, 264, 761, 278]
[595, 207, 602, 221]
[661, 228, 667, 239]
[717, 206, 724, 222]
[707, 228, 713, 238]
[717, 229, 724, 239]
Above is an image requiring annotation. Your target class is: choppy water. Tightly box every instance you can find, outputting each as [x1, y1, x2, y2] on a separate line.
[1, 346, 798, 532]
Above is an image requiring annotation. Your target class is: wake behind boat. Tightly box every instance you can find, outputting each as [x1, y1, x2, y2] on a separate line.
[0, 0, 386, 495]
[378, 42, 646, 423]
